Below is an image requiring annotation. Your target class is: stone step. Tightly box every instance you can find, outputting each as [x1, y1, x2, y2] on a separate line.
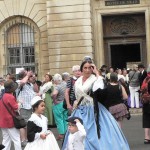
[129, 108, 142, 115]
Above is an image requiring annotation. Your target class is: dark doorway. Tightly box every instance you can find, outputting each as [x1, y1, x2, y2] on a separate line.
[110, 43, 141, 69]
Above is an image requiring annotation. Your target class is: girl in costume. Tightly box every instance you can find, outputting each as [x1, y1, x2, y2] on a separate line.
[24, 96, 60, 150]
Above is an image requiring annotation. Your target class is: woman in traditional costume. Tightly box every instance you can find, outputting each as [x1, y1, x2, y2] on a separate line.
[62, 57, 130, 150]
[40, 73, 55, 126]
[24, 96, 60, 150]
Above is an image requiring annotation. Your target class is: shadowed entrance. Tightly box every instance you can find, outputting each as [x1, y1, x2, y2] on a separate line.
[110, 43, 141, 69]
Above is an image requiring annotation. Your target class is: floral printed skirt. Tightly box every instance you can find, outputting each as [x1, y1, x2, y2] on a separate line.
[109, 103, 128, 121]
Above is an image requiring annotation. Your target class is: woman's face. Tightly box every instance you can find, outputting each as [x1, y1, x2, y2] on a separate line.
[82, 62, 93, 77]
[45, 75, 50, 82]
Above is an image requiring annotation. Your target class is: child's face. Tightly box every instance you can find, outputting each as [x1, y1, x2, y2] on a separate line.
[68, 123, 78, 134]
[35, 102, 45, 114]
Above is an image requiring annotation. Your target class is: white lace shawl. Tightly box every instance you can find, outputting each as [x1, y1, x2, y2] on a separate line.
[74, 74, 104, 106]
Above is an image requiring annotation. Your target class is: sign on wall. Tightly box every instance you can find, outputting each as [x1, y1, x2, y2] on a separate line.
[105, 0, 140, 6]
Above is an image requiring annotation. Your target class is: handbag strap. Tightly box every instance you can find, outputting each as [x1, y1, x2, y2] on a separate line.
[1, 96, 15, 117]
[17, 86, 23, 98]
[129, 71, 136, 83]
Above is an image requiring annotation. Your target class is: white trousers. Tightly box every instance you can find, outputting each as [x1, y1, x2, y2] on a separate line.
[1, 127, 22, 150]
[129, 86, 140, 108]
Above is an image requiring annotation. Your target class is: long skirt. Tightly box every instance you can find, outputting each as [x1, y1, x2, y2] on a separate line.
[24, 133, 60, 150]
[44, 93, 55, 126]
[62, 103, 130, 150]
[52, 102, 68, 134]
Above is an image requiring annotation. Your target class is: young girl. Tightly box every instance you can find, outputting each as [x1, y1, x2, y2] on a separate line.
[24, 96, 60, 150]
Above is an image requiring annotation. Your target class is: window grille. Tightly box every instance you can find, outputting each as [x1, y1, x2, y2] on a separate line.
[5, 21, 36, 74]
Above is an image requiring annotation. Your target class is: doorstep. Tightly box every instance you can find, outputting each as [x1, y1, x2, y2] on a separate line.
[129, 108, 142, 115]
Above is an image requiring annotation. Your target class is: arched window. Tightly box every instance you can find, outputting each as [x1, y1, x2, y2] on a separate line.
[6, 23, 35, 74]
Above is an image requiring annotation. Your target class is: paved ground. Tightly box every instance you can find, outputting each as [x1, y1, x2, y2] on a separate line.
[122, 114, 150, 150]
[1, 112, 150, 150]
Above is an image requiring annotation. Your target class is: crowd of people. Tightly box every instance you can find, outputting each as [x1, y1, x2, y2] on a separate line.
[0, 56, 150, 150]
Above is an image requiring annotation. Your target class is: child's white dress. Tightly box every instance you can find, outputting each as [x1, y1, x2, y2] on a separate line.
[24, 113, 60, 150]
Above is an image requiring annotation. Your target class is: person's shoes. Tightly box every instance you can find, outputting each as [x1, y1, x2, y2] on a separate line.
[56, 135, 64, 141]
[126, 112, 131, 120]
[21, 140, 27, 147]
[144, 139, 150, 144]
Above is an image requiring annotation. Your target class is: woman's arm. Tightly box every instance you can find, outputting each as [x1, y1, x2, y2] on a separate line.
[51, 89, 59, 104]
[93, 76, 104, 92]
[121, 85, 128, 100]
[65, 88, 72, 110]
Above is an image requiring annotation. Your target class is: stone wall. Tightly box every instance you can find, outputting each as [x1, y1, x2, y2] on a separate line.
[47, 0, 93, 75]
[0, 0, 48, 78]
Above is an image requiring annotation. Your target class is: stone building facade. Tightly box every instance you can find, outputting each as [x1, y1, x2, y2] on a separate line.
[0, 0, 149, 79]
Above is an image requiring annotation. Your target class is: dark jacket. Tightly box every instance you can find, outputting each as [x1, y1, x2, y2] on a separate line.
[139, 70, 147, 87]
[27, 121, 42, 142]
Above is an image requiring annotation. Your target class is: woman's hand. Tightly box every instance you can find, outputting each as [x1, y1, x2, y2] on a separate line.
[91, 64, 99, 77]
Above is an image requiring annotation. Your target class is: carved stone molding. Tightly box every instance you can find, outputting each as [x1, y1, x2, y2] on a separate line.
[110, 16, 137, 35]
[102, 14, 145, 37]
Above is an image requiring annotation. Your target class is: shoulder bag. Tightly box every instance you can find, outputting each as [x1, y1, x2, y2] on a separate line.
[140, 78, 150, 104]
[2, 97, 26, 129]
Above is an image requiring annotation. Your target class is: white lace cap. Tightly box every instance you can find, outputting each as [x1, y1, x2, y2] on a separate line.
[31, 96, 43, 106]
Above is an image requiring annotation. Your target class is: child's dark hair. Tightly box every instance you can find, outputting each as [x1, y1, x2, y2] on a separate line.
[32, 100, 44, 112]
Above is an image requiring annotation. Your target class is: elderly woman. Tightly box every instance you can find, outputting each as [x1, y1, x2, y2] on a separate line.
[128, 64, 140, 108]
[0, 80, 22, 150]
[62, 57, 130, 150]
[52, 74, 68, 140]
[62, 72, 70, 83]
